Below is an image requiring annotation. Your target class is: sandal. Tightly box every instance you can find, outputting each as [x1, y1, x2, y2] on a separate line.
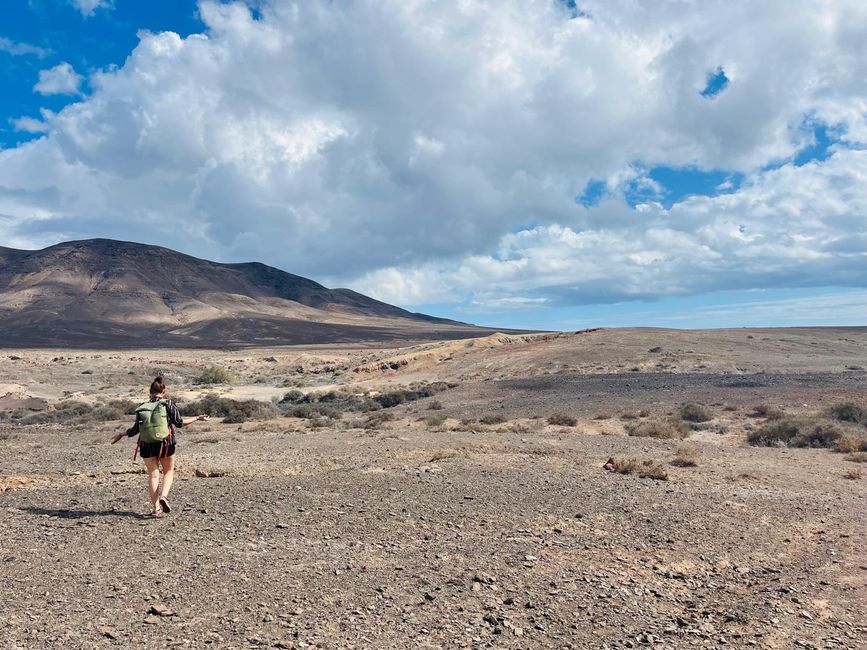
[158, 496, 172, 513]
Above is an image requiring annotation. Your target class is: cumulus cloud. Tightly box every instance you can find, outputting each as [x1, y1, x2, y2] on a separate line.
[69, 0, 112, 17]
[0, 0, 865, 309]
[34, 62, 83, 95]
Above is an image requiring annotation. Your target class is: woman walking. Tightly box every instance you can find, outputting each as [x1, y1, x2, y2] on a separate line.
[111, 377, 208, 517]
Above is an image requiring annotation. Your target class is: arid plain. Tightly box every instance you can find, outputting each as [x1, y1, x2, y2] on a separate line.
[1, 327, 865, 649]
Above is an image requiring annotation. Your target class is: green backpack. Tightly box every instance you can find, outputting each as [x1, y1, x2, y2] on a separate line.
[135, 399, 170, 444]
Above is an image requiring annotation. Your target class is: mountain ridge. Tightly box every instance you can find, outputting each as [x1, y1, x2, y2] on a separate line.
[0, 238, 498, 347]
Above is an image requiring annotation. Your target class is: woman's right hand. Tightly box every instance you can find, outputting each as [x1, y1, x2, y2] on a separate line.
[198, 414, 210, 421]
[110, 432, 124, 444]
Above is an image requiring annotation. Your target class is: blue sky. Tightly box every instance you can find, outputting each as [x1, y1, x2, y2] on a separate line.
[1, 1, 203, 148]
[1, 0, 865, 330]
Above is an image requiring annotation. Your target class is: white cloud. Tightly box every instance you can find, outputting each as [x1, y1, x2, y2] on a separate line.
[11, 116, 50, 134]
[69, 0, 112, 17]
[34, 62, 83, 95]
[0, 37, 49, 58]
[0, 0, 865, 311]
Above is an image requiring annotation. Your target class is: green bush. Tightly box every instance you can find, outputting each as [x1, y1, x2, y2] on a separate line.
[196, 366, 236, 385]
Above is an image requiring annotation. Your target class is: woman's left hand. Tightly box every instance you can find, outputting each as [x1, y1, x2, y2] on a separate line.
[110, 432, 124, 444]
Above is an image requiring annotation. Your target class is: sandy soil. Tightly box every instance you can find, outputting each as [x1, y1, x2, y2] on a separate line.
[1, 327, 865, 649]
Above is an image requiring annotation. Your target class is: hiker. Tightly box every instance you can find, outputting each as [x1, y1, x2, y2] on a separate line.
[110, 376, 209, 517]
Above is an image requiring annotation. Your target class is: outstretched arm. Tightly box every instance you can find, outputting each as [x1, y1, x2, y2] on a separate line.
[182, 414, 210, 426]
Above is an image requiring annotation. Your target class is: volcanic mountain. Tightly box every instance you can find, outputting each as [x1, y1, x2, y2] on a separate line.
[0, 239, 493, 347]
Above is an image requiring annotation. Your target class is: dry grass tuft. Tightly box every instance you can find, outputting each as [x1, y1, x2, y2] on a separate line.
[750, 404, 786, 420]
[421, 414, 447, 428]
[547, 412, 577, 427]
[626, 418, 689, 440]
[428, 448, 464, 462]
[846, 452, 867, 463]
[479, 414, 508, 425]
[671, 445, 701, 467]
[609, 457, 668, 481]
[679, 403, 713, 423]
[843, 467, 863, 480]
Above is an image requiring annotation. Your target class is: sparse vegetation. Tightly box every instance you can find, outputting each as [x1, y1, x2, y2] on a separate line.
[609, 457, 668, 480]
[671, 445, 701, 467]
[750, 404, 785, 420]
[421, 414, 447, 428]
[679, 402, 713, 423]
[846, 452, 867, 463]
[479, 414, 507, 425]
[362, 411, 394, 430]
[625, 418, 689, 440]
[747, 416, 866, 451]
[428, 449, 463, 462]
[427, 400, 444, 410]
[547, 412, 577, 427]
[372, 382, 451, 408]
[196, 365, 237, 385]
[823, 402, 866, 425]
[843, 467, 862, 480]
[689, 422, 730, 434]
[182, 394, 278, 423]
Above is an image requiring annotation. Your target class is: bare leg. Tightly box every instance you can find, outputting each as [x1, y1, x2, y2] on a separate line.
[159, 455, 175, 500]
[143, 456, 161, 513]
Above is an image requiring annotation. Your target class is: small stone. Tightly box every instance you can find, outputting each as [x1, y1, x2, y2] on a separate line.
[149, 604, 174, 617]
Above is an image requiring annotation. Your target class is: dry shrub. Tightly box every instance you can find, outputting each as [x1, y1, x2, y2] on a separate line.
[747, 416, 861, 451]
[836, 435, 867, 454]
[183, 394, 278, 423]
[750, 404, 785, 420]
[372, 382, 451, 408]
[593, 413, 612, 420]
[824, 402, 866, 425]
[363, 411, 394, 430]
[479, 414, 508, 425]
[620, 412, 640, 421]
[672, 445, 701, 467]
[547, 412, 577, 427]
[679, 403, 713, 423]
[846, 452, 867, 463]
[427, 400, 444, 411]
[421, 414, 447, 428]
[610, 457, 668, 481]
[626, 418, 689, 440]
[844, 467, 863, 480]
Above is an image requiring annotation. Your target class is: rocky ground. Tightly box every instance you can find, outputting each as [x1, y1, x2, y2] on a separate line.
[1, 328, 865, 649]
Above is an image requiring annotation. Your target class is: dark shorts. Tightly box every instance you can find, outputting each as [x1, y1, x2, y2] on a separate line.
[138, 438, 176, 459]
